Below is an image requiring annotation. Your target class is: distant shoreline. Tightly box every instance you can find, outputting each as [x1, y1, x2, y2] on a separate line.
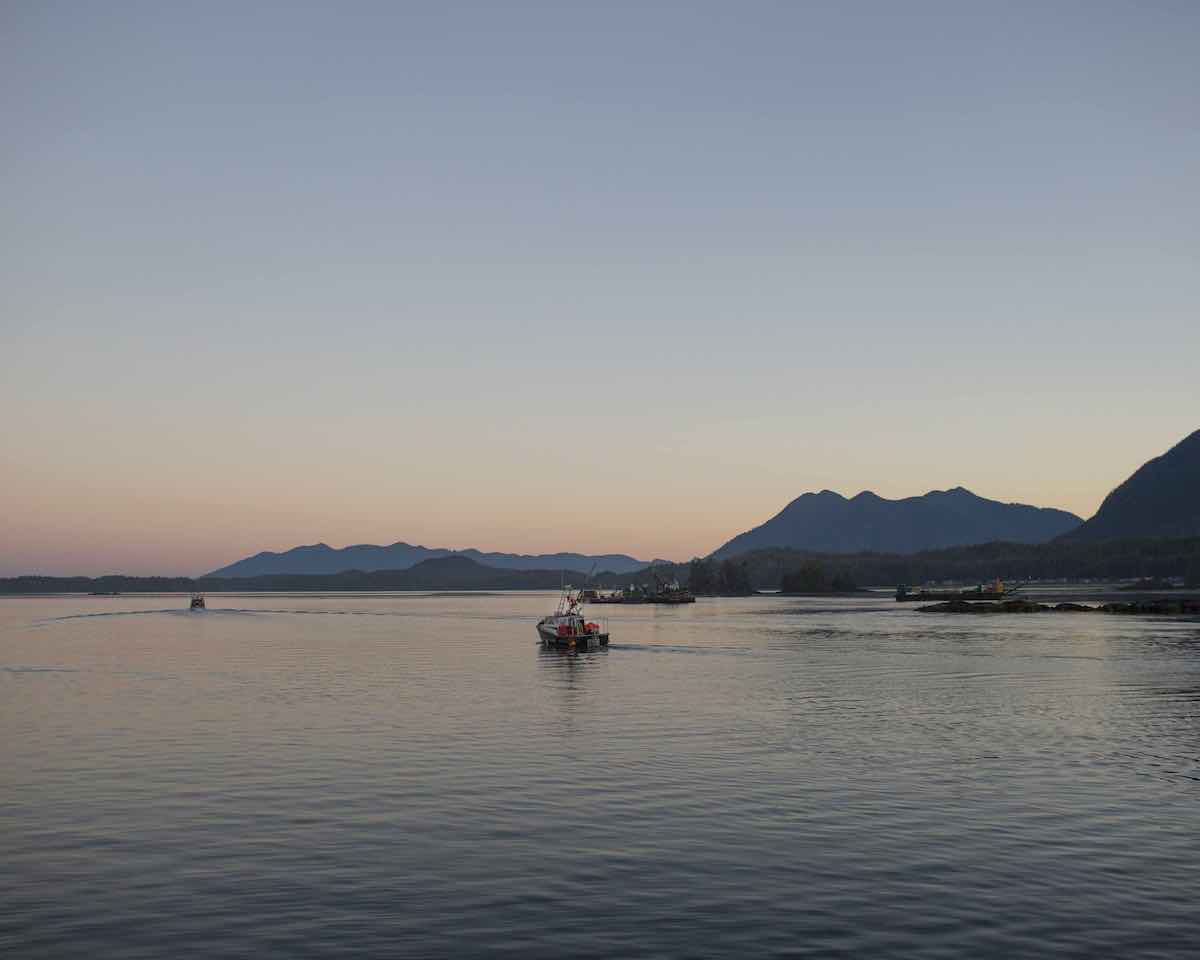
[4, 534, 1198, 596]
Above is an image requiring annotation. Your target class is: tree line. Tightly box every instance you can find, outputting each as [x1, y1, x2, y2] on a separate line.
[625, 537, 1200, 593]
[684, 557, 754, 596]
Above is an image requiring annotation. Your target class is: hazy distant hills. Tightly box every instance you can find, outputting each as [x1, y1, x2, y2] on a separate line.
[1059, 429, 1200, 543]
[204, 428, 1200, 579]
[206, 541, 652, 578]
[2, 556, 615, 594]
[712, 487, 1082, 557]
[226, 556, 586, 591]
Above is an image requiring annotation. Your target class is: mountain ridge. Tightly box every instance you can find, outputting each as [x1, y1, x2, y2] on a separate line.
[712, 486, 1082, 557]
[206, 541, 656, 578]
[1058, 429, 1200, 543]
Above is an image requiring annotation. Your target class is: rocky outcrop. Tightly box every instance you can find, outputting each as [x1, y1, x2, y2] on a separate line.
[918, 597, 1200, 615]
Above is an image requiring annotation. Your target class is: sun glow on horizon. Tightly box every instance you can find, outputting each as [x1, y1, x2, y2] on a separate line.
[3, 4, 1197, 576]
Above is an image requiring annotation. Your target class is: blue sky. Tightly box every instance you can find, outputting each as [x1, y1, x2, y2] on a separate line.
[2, 2, 1198, 574]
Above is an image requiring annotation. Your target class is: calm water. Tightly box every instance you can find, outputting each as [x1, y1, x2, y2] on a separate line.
[3, 593, 1200, 958]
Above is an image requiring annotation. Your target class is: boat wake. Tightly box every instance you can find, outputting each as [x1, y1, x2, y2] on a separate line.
[604, 642, 753, 657]
[2, 665, 80, 673]
[37, 608, 256, 624]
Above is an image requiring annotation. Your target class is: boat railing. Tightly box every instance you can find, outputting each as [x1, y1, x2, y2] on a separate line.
[577, 614, 608, 635]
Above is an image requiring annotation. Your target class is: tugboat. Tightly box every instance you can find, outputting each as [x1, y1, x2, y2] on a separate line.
[537, 585, 608, 648]
[189, 592, 206, 610]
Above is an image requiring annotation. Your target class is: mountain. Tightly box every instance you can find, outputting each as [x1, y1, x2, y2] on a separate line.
[712, 487, 1082, 557]
[1059, 429, 1200, 543]
[229, 555, 580, 590]
[206, 541, 650, 578]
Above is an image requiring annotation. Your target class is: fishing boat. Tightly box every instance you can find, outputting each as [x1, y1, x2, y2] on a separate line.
[536, 586, 608, 648]
[189, 592, 206, 610]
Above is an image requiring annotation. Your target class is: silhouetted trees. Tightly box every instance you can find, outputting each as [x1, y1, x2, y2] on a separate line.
[635, 537, 1200, 593]
[779, 563, 859, 594]
[688, 557, 717, 595]
[685, 557, 752, 595]
[719, 558, 753, 595]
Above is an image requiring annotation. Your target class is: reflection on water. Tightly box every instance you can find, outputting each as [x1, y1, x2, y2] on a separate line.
[537, 643, 610, 727]
[3, 593, 1200, 958]
[537, 642, 610, 668]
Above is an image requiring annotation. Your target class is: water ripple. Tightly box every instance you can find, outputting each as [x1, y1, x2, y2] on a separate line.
[2, 593, 1200, 958]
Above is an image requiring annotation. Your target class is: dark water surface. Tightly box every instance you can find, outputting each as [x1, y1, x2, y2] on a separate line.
[3, 593, 1200, 958]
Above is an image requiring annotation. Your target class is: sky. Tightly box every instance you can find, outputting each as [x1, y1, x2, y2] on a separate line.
[2, 1, 1198, 576]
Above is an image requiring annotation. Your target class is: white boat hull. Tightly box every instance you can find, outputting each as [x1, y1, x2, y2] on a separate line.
[536, 620, 608, 647]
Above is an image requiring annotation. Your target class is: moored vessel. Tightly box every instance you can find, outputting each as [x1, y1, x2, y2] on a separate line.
[190, 592, 206, 610]
[585, 588, 626, 604]
[583, 575, 696, 604]
[896, 578, 1005, 602]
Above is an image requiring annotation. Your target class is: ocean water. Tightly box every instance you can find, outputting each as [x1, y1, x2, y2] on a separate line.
[3, 592, 1199, 958]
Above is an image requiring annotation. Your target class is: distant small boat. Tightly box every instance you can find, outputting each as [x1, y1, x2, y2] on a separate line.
[537, 586, 608, 648]
[189, 593, 206, 610]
